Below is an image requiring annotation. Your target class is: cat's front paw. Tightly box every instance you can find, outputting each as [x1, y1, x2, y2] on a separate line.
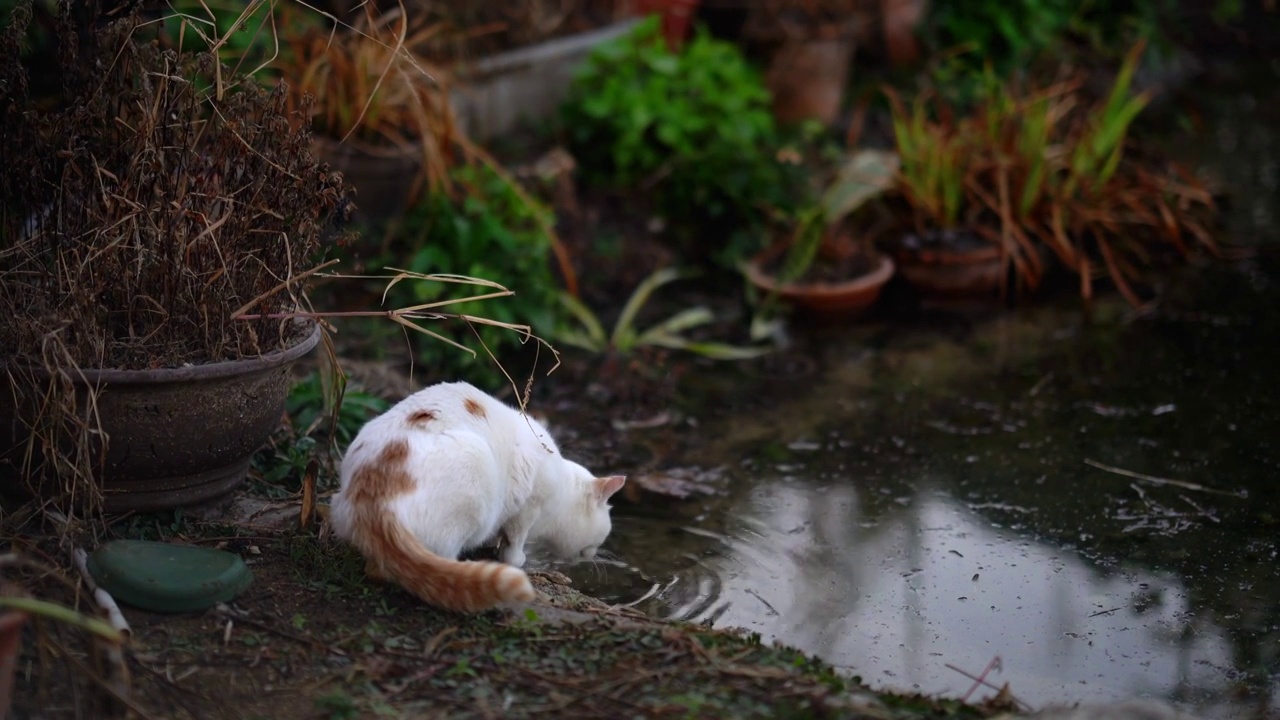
[501, 547, 527, 568]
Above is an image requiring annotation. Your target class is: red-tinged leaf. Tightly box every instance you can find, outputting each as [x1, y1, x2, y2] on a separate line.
[1097, 235, 1142, 307]
[1047, 203, 1079, 266]
[1155, 199, 1189, 256]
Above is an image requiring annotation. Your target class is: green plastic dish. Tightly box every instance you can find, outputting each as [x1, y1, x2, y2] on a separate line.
[86, 540, 253, 613]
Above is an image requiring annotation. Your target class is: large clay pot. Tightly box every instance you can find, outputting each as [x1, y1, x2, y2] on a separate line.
[765, 27, 855, 125]
[0, 323, 321, 512]
[745, 249, 896, 319]
[314, 137, 422, 222]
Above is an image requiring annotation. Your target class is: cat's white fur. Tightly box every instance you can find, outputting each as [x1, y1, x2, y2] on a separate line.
[329, 381, 625, 612]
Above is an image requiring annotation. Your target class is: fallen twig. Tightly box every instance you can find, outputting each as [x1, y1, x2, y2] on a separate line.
[72, 548, 131, 638]
[1084, 458, 1247, 498]
[959, 655, 1001, 703]
[945, 657, 1033, 712]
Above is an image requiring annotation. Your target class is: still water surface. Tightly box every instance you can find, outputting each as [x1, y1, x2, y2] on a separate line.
[555, 61, 1280, 717]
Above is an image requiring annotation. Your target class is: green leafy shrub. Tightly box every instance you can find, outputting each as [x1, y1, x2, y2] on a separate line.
[926, 0, 1173, 93]
[392, 164, 563, 389]
[561, 16, 796, 264]
[250, 372, 390, 497]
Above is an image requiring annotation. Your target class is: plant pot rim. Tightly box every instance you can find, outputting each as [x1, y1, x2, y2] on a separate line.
[744, 250, 896, 297]
[313, 135, 423, 160]
[896, 242, 1004, 264]
[27, 321, 321, 387]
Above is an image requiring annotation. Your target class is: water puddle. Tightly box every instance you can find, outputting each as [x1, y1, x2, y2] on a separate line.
[553, 61, 1280, 717]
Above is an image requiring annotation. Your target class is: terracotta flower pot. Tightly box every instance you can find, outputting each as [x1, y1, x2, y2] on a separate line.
[894, 243, 1006, 300]
[765, 26, 855, 125]
[635, 0, 702, 48]
[0, 323, 321, 512]
[745, 250, 896, 319]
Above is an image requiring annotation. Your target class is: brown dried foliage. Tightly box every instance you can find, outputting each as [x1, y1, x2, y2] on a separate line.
[885, 52, 1221, 304]
[0, 2, 354, 371]
[274, 2, 462, 192]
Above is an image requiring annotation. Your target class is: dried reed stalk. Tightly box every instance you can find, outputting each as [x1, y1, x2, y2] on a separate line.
[0, 2, 353, 513]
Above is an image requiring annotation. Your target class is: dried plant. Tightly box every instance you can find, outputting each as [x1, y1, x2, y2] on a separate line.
[885, 43, 1220, 303]
[271, 2, 463, 193]
[0, 4, 353, 370]
[0, 1, 354, 512]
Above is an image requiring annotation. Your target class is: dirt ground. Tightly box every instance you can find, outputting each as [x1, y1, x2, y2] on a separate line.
[5, 510, 1015, 720]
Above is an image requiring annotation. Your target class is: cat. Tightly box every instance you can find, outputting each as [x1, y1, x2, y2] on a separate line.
[328, 380, 626, 613]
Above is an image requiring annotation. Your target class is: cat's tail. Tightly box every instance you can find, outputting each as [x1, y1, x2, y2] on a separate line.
[356, 509, 535, 613]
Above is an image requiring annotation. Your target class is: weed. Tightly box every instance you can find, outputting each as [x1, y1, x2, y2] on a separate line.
[248, 371, 389, 498]
[558, 268, 772, 361]
[315, 690, 360, 720]
[885, 44, 1218, 304]
[391, 164, 566, 390]
[283, 532, 367, 595]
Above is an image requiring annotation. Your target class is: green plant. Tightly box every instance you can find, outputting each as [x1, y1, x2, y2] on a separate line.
[249, 372, 388, 497]
[925, 0, 1171, 85]
[393, 164, 565, 389]
[886, 91, 967, 233]
[883, 43, 1218, 304]
[561, 16, 797, 264]
[286, 371, 389, 447]
[773, 148, 899, 285]
[558, 268, 771, 360]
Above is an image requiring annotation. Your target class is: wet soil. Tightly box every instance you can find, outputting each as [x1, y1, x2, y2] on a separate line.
[5, 521, 1009, 720]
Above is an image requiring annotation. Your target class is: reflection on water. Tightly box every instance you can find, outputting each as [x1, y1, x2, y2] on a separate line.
[561, 262, 1280, 716]
[555, 62, 1280, 718]
[597, 488, 1252, 714]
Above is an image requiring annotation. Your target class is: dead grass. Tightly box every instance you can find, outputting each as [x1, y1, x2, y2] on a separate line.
[0, 3, 352, 371]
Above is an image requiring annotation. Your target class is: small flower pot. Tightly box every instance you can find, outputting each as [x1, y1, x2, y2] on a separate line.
[745, 248, 896, 319]
[636, 0, 702, 48]
[894, 243, 1006, 301]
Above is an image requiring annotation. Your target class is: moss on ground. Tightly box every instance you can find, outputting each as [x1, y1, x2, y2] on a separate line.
[7, 519, 1017, 720]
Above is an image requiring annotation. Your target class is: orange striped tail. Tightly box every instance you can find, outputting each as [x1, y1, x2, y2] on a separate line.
[354, 509, 534, 613]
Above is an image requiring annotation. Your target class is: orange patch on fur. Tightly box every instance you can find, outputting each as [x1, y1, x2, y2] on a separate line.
[463, 398, 486, 419]
[407, 410, 436, 425]
[346, 439, 413, 506]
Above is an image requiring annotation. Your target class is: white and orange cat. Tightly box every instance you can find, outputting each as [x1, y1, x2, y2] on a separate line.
[328, 381, 626, 613]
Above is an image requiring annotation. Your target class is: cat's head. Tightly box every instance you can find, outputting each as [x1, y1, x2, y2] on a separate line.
[549, 460, 625, 561]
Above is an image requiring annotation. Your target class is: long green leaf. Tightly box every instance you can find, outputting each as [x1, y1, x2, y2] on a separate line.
[557, 292, 607, 347]
[820, 149, 899, 223]
[642, 334, 775, 360]
[610, 267, 694, 347]
[0, 597, 122, 642]
[553, 328, 607, 353]
[635, 307, 715, 343]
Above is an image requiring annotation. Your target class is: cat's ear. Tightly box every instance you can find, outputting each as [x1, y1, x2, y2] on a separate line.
[593, 475, 626, 502]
